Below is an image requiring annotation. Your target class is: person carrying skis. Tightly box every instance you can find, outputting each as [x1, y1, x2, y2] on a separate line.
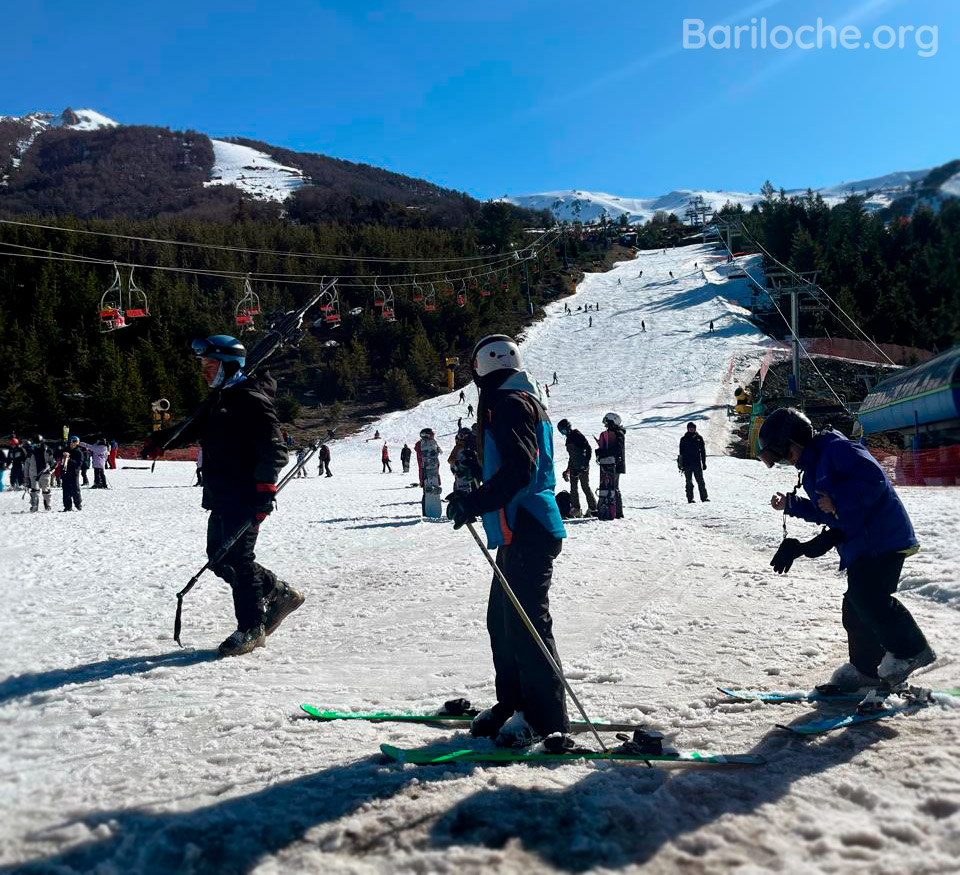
[23, 436, 53, 512]
[400, 443, 412, 474]
[760, 407, 936, 693]
[317, 443, 332, 477]
[61, 436, 83, 511]
[596, 413, 625, 519]
[678, 421, 709, 503]
[557, 418, 596, 518]
[143, 335, 303, 657]
[445, 334, 569, 747]
[381, 442, 392, 473]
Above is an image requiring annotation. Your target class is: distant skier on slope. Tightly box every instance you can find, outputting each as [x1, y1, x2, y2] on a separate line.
[143, 335, 303, 657]
[400, 443, 412, 474]
[381, 442, 392, 473]
[678, 422, 709, 503]
[444, 334, 569, 747]
[760, 407, 936, 695]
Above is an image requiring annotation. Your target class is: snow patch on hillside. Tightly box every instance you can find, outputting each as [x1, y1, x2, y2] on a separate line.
[941, 171, 960, 198]
[205, 139, 305, 202]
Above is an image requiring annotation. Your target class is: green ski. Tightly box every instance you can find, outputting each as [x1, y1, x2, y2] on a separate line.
[300, 703, 644, 733]
[379, 742, 765, 767]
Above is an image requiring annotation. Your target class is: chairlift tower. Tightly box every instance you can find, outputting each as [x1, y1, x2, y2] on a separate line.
[766, 270, 820, 395]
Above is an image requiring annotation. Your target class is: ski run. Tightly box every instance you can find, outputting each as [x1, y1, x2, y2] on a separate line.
[2, 243, 959, 874]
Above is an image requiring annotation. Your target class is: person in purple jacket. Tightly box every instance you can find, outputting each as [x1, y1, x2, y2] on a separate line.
[759, 408, 935, 694]
[79, 438, 111, 489]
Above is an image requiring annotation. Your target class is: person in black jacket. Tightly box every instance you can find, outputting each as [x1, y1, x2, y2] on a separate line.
[61, 436, 84, 511]
[678, 421, 709, 503]
[145, 335, 302, 657]
[556, 418, 596, 517]
[8, 440, 26, 490]
[445, 334, 569, 747]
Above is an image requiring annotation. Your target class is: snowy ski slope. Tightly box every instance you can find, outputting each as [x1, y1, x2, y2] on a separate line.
[206, 139, 306, 203]
[2, 244, 958, 874]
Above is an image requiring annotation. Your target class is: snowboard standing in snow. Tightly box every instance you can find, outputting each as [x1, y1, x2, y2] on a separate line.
[595, 413, 625, 520]
[416, 429, 442, 518]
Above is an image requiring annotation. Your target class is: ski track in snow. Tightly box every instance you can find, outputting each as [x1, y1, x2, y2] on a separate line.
[2, 244, 959, 874]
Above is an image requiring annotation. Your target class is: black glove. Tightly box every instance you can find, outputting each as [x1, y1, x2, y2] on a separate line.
[801, 527, 844, 558]
[702, 462, 707, 470]
[445, 492, 478, 530]
[770, 538, 804, 574]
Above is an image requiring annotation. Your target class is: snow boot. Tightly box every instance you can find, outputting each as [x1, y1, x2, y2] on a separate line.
[495, 711, 540, 748]
[470, 702, 514, 739]
[218, 624, 266, 657]
[816, 662, 881, 695]
[262, 581, 305, 636]
[878, 644, 937, 688]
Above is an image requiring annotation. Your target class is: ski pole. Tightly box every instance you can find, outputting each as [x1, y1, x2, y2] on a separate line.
[464, 521, 609, 753]
[173, 441, 322, 646]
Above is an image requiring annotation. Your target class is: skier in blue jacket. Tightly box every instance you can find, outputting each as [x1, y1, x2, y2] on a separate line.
[446, 334, 568, 746]
[759, 408, 935, 693]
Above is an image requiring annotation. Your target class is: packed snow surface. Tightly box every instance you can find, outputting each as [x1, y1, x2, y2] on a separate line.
[507, 169, 933, 224]
[206, 139, 306, 202]
[2, 244, 958, 874]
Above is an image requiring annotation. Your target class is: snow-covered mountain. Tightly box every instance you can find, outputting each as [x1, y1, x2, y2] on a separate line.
[0, 108, 120, 185]
[506, 169, 934, 224]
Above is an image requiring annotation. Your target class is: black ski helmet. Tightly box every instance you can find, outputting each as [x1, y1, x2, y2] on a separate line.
[556, 418, 571, 434]
[757, 407, 813, 467]
[420, 427, 435, 439]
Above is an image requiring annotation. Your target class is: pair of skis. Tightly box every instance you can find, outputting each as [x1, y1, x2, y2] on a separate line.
[302, 685, 958, 766]
[301, 701, 762, 766]
[717, 685, 960, 735]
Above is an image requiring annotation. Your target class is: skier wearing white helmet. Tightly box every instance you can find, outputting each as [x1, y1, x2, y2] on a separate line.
[445, 334, 568, 747]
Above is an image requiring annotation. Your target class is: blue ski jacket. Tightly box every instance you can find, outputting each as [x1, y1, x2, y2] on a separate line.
[786, 431, 917, 570]
[471, 370, 566, 549]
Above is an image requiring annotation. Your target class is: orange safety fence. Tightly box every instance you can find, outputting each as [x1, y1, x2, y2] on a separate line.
[868, 445, 960, 487]
[117, 444, 200, 462]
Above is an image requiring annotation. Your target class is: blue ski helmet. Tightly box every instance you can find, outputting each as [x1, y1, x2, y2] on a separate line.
[192, 335, 246, 365]
[193, 335, 246, 388]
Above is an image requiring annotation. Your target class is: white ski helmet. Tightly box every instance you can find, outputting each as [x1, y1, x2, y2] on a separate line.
[471, 334, 522, 380]
[603, 412, 621, 427]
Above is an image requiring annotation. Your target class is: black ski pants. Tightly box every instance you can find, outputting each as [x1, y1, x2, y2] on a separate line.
[843, 551, 929, 675]
[568, 468, 596, 515]
[206, 511, 279, 632]
[487, 520, 568, 737]
[318, 460, 331, 477]
[62, 472, 82, 510]
[684, 465, 708, 501]
[93, 468, 108, 489]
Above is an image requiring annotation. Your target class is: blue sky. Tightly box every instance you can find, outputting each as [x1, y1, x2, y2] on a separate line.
[3, 0, 957, 199]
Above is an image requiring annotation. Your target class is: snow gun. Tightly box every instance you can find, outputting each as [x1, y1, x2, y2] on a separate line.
[173, 440, 322, 646]
[145, 277, 337, 471]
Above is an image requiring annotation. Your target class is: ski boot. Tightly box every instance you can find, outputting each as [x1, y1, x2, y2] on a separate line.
[262, 581, 305, 636]
[878, 645, 937, 688]
[495, 711, 540, 748]
[470, 701, 513, 739]
[815, 662, 882, 697]
[218, 624, 266, 657]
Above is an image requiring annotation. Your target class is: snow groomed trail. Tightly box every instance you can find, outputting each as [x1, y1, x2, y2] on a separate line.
[2, 244, 958, 874]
